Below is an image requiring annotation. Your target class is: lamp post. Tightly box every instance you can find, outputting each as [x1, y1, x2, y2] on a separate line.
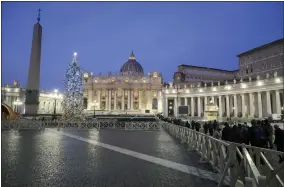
[92, 100, 98, 118]
[13, 99, 23, 113]
[53, 89, 58, 119]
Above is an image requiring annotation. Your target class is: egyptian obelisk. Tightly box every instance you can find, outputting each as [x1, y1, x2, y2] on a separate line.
[25, 9, 42, 115]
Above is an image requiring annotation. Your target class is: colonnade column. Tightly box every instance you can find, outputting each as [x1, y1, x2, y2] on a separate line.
[197, 97, 201, 117]
[241, 94, 245, 117]
[162, 96, 166, 116]
[275, 90, 281, 114]
[266, 91, 271, 115]
[114, 90, 117, 110]
[165, 97, 168, 117]
[233, 94, 238, 117]
[174, 97, 178, 117]
[258, 92, 262, 118]
[127, 90, 131, 110]
[218, 96, 222, 119]
[249, 93, 254, 118]
[204, 96, 208, 116]
[226, 95, 230, 117]
[184, 97, 188, 115]
[211, 96, 214, 103]
[191, 97, 194, 116]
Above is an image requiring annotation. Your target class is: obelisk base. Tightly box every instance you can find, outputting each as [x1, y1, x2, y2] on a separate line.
[25, 89, 39, 115]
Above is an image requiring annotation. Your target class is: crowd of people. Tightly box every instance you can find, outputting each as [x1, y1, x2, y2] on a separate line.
[158, 115, 284, 162]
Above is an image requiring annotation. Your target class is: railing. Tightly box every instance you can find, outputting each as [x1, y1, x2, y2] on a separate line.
[1, 120, 162, 131]
[162, 122, 284, 187]
[177, 116, 262, 123]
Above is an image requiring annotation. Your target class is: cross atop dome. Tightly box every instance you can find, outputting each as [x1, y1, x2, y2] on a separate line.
[129, 50, 135, 60]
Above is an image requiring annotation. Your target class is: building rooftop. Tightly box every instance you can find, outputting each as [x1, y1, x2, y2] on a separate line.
[178, 64, 238, 72]
[237, 38, 284, 57]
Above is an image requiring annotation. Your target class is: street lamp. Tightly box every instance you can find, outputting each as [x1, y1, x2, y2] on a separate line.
[13, 99, 23, 113]
[92, 100, 98, 118]
[53, 89, 58, 119]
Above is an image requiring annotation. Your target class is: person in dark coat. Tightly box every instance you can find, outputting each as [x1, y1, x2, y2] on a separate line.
[203, 122, 209, 135]
[222, 122, 231, 141]
[241, 125, 250, 145]
[213, 120, 218, 131]
[185, 121, 190, 129]
[195, 122, 201, 132]
[208, 121, 214, 136]
[191, 120, 195, 130]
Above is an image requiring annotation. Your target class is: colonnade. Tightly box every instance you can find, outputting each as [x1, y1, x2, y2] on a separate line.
[163, 89, 284, 118]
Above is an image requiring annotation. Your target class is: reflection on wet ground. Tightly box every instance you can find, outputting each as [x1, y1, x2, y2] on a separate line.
[2, 128, 220, 187]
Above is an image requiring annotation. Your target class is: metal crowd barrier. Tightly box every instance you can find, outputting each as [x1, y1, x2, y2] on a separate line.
[1, 120, 162, 131]
[162, 122, 284, 187]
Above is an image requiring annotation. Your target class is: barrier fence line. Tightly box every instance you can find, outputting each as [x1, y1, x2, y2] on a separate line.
[161, 121, 284, 187]
[1, 120, 162, 131]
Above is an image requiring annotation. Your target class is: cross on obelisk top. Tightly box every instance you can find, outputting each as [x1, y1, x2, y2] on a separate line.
[37, 8, 42, 23]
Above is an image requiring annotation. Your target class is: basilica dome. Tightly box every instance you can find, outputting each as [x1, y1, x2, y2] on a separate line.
[120, 51, 144, 76]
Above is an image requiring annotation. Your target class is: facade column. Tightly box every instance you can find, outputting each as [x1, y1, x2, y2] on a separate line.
[226, 95, 230, 117]
[218, 95, 223, 119]
[234, 94, 238, 117]
[191, 97, 194, 116]
[105, 90, 109, 111]
[127, 90, 130, 110]
[249, 93, 255, 118]
[266, 91, 271, 116]
[97, 90, 101, 110]
[258, 92, 263, 118]
[197, 97, 201, 117]
[241, 94, 246, 117]
[114, 90, 117, 110]
[275, 90, 281, 114]
[174, 97, 178, 117]
[130, 90, 133, 110]
[138, 90, 141, 111]
[87, 89, 93, 110]
[122, 90, 125, 111]
[108, 90, 112, 111]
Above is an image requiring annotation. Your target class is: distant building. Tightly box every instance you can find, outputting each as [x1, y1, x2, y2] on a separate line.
[1, 82, 63, 115]
[173, 38, 284, 87]
[83, 51, 164, 114]
[173, 65, 237, 86]
[237, 38, 284, 79]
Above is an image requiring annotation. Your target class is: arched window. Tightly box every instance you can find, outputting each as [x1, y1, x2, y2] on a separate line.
[152, 98, 158, 110]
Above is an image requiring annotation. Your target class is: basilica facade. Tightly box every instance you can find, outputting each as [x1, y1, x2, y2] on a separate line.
[82, 52, 164, 114]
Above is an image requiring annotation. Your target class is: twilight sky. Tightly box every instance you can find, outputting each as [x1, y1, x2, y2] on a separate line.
[2, 2, 283, 91]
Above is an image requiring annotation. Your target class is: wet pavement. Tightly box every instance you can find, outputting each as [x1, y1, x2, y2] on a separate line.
[2, 128, 220, 187]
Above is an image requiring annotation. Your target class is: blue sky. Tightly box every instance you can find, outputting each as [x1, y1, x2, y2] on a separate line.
[2, 2, 283, 91]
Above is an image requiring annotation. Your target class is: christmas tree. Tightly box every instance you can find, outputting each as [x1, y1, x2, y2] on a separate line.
[62, 52, 85, 120]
